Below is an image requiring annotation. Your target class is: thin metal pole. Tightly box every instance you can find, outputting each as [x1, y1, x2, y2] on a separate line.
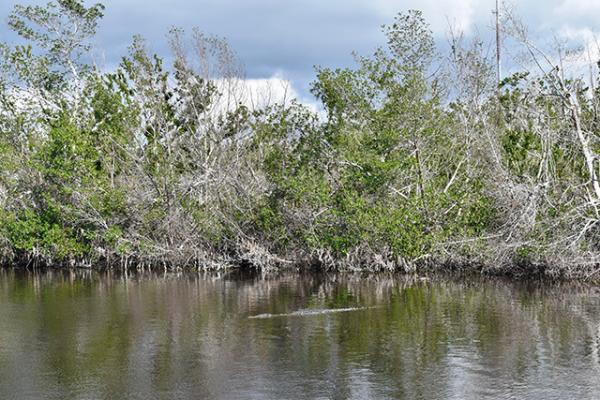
[495, 0, 501, 86]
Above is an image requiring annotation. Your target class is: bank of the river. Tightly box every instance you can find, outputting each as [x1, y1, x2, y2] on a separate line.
[4, 252, 600, 283]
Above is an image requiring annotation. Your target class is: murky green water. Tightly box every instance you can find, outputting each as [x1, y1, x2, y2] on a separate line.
[0, 269, 599, 399]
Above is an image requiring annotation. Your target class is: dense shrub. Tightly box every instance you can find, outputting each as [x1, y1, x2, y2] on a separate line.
[2, 2, 600, 278]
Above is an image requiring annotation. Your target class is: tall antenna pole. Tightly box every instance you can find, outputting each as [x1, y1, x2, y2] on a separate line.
[495, 0, 501, 86]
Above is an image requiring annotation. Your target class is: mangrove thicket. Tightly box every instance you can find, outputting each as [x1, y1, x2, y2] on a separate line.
[2, 1, 600, 279]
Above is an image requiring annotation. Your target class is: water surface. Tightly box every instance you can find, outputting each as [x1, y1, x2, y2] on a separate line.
[0, 269, 599, 399]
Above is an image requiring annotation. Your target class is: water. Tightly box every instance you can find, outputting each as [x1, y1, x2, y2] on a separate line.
[0, 269, 599, 400]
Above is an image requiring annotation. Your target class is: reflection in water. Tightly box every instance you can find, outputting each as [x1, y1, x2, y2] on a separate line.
[0, 269, 599, 399]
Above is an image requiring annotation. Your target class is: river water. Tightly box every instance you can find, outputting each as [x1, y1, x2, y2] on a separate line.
[0, 269, 599, 399]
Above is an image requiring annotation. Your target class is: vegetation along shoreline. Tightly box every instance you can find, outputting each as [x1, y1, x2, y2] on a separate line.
[3, 1, 600, 281]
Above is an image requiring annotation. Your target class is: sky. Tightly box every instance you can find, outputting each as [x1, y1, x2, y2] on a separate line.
[2, 0, 600, 103]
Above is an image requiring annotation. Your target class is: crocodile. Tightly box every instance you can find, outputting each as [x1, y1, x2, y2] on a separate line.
[249, 306, 372, 319]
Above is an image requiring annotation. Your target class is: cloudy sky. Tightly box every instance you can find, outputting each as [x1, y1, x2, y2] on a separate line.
[1, 0, 600, 101]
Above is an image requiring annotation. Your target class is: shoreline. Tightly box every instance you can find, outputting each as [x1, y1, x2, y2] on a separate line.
[3, 254, 599, 282]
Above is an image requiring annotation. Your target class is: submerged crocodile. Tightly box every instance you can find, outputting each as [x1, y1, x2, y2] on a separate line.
[249, 307, 371, 319]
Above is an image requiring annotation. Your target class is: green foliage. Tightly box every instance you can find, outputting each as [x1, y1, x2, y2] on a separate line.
[1, 1, 598, 274]
[251, 10, 498, 263]
[0, 208, 88, 260]
[501, 129, 541, 178]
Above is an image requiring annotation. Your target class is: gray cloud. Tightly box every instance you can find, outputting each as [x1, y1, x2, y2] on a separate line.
[2, 0, 600, 98]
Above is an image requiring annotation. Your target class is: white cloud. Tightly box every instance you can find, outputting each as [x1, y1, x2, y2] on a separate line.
[211, 75, 320, 115]
[554, 0, 600, 17]
[555, 26, 600, 82]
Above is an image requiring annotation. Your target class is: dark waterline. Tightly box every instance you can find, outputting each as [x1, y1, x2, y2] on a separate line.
[0, 269, 599, 399]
